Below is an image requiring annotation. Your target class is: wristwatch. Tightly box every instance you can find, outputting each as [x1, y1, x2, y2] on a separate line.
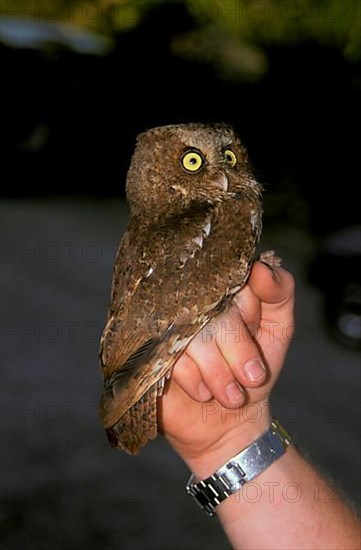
[186, 419, 291, 516]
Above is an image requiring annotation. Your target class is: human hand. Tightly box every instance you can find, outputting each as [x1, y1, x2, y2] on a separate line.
[158, 261, 295, 478]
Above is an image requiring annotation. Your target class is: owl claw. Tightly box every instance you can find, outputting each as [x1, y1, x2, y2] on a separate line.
[157, 376, 166, 397]
[259, 250, 282, 269]
[156, 369, 172, 396]
[165, 365, 174, 380]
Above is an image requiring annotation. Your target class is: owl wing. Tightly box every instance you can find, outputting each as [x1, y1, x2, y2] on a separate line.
[98, 227, 216, 453]
[99, 288, 228, 443]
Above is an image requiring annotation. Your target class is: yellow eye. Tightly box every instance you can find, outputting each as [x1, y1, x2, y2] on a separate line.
[224, 149, 237, 167]
[181, 150, 204, 173]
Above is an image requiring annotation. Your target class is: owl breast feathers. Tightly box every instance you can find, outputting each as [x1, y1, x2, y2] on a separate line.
[99, 123, 263, 454]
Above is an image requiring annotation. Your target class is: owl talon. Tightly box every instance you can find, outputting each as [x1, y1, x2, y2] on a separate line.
[165, 365, 174, 380]
[155, 369, 173, 396]
[157, 376, 166, 397]
[259, 250, 282, 269]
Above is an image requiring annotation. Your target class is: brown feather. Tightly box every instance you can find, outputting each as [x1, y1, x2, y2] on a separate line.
[99, 123, 263, 454]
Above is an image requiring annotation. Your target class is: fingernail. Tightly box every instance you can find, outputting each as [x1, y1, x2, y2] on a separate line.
[198, 381, 212, 401]
[243, 358, 266, 382]
[226, 382, 244, 404]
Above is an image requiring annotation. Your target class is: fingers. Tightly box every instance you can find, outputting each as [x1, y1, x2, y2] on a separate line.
[214, 306, 267, 388]
[234, 262, 295, 331]
[171, 261, 294, 408]
[172, 306, 267, 408]
[186, 328, 245, 407]
[172, 352, 213, 402]
[234, 261, 295, 364]
[239, 261, 294, 306]
[231, 279, 261, 332]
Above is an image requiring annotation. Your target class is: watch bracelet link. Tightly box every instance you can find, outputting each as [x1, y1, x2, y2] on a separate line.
[186, 419, 291, 517]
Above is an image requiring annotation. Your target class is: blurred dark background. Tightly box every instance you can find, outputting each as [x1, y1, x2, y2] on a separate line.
[1, 0, 360, 235]
[1, 1, 360, 549]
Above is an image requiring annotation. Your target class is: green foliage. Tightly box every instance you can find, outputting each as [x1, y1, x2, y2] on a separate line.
[1, 0, 359, 79]
[0, 0, 145, 32]
[181, 0, 361, 79]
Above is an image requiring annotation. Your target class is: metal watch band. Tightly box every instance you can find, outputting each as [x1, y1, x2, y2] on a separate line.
[186, 419, 291, 517]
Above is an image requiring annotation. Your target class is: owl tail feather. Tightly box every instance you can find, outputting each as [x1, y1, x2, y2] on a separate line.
[105, 384, 158, 455]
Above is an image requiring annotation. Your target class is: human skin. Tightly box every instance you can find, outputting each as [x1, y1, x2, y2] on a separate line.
[159, 262, 361, 549]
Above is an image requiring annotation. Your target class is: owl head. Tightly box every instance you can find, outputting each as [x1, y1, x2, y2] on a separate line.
[126, 123, 260, 218]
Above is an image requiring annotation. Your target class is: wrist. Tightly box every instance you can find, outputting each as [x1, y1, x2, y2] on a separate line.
[185, 402, 271, 480]
[186, 418, 291, 517]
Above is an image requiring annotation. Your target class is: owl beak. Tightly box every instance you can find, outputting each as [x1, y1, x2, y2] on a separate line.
[212, 172, 229, 192]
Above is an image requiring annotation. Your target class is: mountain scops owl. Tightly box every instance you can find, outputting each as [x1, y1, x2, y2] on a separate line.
[99, 123, 267, 455]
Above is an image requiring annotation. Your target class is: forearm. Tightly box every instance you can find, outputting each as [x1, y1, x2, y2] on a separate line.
[187, 443, 360, 550]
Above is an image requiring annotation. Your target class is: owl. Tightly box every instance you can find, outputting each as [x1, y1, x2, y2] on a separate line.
[99, 123, 263, 455]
